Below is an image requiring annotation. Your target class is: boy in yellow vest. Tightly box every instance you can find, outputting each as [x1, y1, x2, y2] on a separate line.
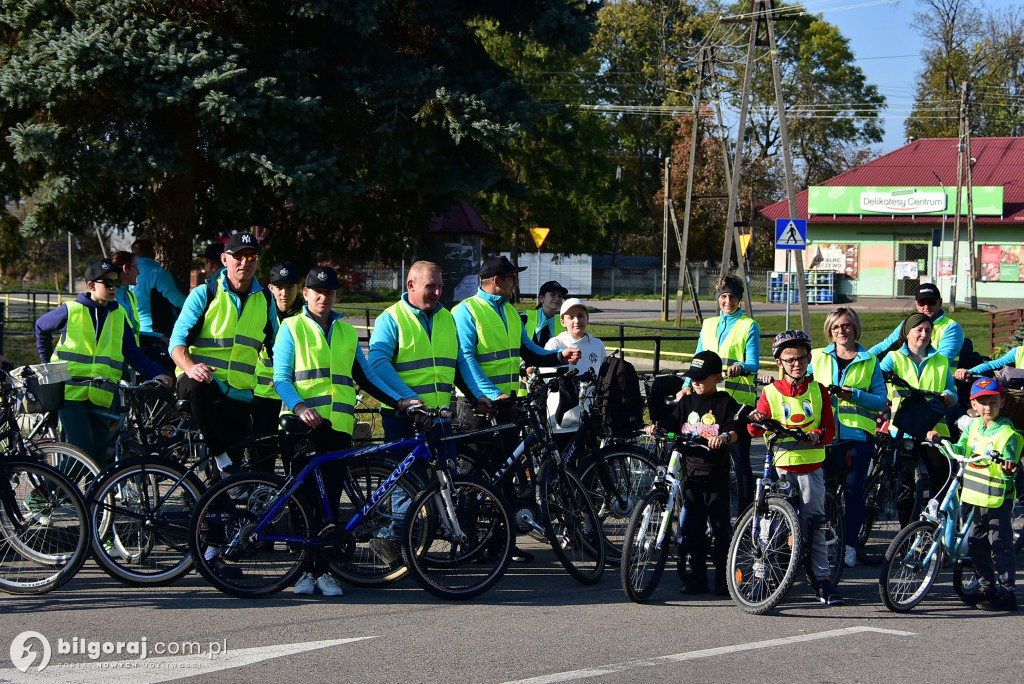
[748, 330, 842, 606]
[928, 377, 1020, 611]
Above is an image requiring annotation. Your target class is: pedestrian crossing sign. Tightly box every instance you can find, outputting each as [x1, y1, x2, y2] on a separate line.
[775, 218, 807, 250]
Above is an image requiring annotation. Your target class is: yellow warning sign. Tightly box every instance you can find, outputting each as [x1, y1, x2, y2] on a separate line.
[529, 227, 551, 249]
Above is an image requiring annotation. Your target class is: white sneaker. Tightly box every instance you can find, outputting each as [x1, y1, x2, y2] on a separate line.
[293, 572, 315, 595]
[843, 545, 858, 568]
[316, 573, 344, 597]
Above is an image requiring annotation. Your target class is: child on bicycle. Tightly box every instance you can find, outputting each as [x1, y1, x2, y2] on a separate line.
[748, 330, 842, 606]
[927, 377, 1021, 611]
[648, 350, 744, 596]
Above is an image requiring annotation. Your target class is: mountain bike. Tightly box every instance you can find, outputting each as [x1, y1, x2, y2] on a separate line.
[879, 438, 1015, 612]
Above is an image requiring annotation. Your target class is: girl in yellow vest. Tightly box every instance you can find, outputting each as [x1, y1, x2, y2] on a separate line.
[685, 275, 760, 512]
[927, 377, 1020, 611]
[878, 312, 957, 512]
[809, 307, 887, 568]
[34, 259, 173, 466]
[273, 266, 418, 597]
[748, 330, 843, 606]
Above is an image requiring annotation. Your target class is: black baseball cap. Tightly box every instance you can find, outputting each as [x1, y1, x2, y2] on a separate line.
[84, 259, 118, 282]
[305, 265, 340, 290]
[479, 255, 526, 279]
[685, 350, 724, 381]
[203, 243, 224, 261]
[223, 232, 260, 254]
[539, 280, 568, 297]
[915, 283, 941, 302]
[269, 261, 301, 286]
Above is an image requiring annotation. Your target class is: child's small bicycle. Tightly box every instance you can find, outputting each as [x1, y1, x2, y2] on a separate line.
[879, 438, 1013, 612]
[619, 429, 710, 603]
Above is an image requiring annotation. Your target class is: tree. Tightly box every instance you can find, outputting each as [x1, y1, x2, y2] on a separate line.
[0, 0, 597, 284]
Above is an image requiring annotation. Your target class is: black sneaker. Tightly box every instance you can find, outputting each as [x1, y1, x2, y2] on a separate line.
[977, 591, 1019, 612]
[511, 547, 534, 563]
[960, 588, 993, 606]
[816, 580, 844, 606]
[208, 555, 243, 579]
[680, 578, 709, 595]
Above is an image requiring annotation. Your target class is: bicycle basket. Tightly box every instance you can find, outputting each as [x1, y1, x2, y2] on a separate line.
[890, 392, 944, 440]
[13, 363, 69, 414]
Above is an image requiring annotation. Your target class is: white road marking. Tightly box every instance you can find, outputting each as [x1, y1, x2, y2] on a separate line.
[0, 636, 376, 684]
[500, 627, 916, 684]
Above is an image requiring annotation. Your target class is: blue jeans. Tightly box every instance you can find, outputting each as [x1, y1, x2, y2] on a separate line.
[843, 440, 873, 543]
[58, 399, 115, 468]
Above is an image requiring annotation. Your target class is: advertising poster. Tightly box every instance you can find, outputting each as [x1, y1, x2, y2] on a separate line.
[895, 261, 919, 280]
[979, 245, 1024, 282]
[804, 244, 859, 279]
[938, 258, 953, 277]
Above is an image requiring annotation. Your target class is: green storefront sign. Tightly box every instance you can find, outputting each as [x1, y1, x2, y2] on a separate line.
[808, 186, 1004, 216]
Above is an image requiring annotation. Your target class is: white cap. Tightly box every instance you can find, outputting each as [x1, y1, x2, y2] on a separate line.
[559, 297, 589, 316]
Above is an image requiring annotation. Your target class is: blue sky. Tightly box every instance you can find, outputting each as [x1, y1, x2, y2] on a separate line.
[823, 0, 1018, 153]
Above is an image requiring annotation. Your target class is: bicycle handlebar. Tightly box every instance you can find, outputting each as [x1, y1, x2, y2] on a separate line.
[405, 405, 454, 421]
[648, 427, 712, 450]
[749, 418, 817, 444]
[927, 438, 1016, 469]
[882, 371, 948, 401]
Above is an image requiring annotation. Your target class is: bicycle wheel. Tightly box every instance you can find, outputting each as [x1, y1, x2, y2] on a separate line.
[1011, 494, 1023, 554]
[823, 490, 845, 586]
[26, 440, 101, 492]
[576, 445, 659, 565]
[878, 519, 943, 612]
[539, 461, 605, 585]
[0, 459, 89, 594]
[952, 560, 983, 603]
[857, 459, 922, 565]
[727, 495, 803, 615]
[620, 489, 672, 603]
[328, 458, 420, 587]
[87, 458, 204, 586]
[401, 475, 512, 600]
[188, 472, 312, 598]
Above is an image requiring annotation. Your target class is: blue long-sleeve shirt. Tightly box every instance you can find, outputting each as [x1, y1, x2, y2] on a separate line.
[967, 346, 1020, 374]
[169, 273, 279, 402]
[685, 309, 761, 387]
[868, 310, 963, 361]
[452, 288, 561, 400]
[114, 287, 162, 341]
[368, 294, 451, 402]
[131, 257, 186, 333]
[810, 343, 888, 441]
[879, 344, 957, 397]
[34, 294, 166, 380]
[273, 307, 404, 412]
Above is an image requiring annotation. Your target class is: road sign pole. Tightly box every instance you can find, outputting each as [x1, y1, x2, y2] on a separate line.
[785, 250, 791, 330]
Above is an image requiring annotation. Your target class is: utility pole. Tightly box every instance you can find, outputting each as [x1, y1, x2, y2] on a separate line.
[949, 80, 969, 313]
[661, 156, 671, 321]
[675, 47, 709, 327]
[965, 117, 977, 310]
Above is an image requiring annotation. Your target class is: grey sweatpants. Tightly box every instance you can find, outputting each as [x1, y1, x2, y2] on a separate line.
[779, 466, 830, 582]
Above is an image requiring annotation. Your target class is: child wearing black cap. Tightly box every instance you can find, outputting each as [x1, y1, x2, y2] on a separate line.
[646, 350, 744, 596]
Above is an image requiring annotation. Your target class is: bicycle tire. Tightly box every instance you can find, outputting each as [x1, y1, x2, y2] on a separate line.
[539, 461, 605, 585]
[620, 489, 672, 603]
[0, 459, 89, 594]
[857, 458, 923, 565]
[824, 490, 845, 586]
[328, 459, 420, 587]
[575, 445, 659, 565]
[401, 475, 513, 600]
[87, 458, 204, 586]
[188, 472, 312, 598]
[1011, 495, 1023, 555]
[878, 519, 943, 613]
[727, 495, 803, 615]
[26, 440, 101, 493]
[952, 560, 982, 603]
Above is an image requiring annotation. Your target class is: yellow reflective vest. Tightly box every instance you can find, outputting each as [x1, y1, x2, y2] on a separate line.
[957, 417, 1020, 508]
[763, 382, 826, 469]
[887, 351, 951, 437]
[381, 301, 457, 410]
[811, 349, 879, 433]
[455, 296, 522, 397]
[699, 315, 756, 405]
[523, 308, 565, 343]
[53, 301, 127, 408]
[284, 314, 358, 435]
[930, 314, 960, 364]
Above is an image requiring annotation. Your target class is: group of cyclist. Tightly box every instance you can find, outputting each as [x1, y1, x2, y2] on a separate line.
[29, 242, 1022, 609]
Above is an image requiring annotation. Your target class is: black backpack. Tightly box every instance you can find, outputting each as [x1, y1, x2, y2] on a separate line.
[593, 354, 644, 438]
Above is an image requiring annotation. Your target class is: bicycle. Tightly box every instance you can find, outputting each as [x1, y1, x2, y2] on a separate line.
[726, 418, 845, 614]
[187, 406, 514, 599]
[857, 371, 947, 564]
[879, 438, 1014, 612]
[620, 429, 710, 603]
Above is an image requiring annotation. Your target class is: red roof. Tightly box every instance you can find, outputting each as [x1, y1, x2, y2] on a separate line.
[759, 137, 1024, 224]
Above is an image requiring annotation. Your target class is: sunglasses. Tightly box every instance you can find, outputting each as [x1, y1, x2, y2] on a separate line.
[917, 298, 938, 306]
[229, 253, 259, 263]
[94, 279, 120, 288]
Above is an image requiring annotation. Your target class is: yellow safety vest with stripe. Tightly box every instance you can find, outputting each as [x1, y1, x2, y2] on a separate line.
[254, 308, 298, 400]
[121, 288, 141, 345]
[177, 279, 269, 391]
[699, 315, 756, 405]
[763, 382, 826, 468]
[52, 301, 127, 408]
[958, 417, 1019, 508]
[523, 309, 565, 342]
[887, 351, 951, 437]
[930, 314, 960, 364]
[381, 301, 457, 410]
[456, 296, 522, 397]
[810, 349, 879, 433]
[284, 314, 358, 435]
[1015, 345, 1024, 368]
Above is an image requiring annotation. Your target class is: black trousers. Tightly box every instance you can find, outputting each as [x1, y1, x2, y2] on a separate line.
[249, 396, 285, 474]
[680, 469, 732, 577]
[176, 377, 253, 463]
[730, 430, 755, 513]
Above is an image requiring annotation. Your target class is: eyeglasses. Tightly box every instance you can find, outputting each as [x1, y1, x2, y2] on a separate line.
[779, 355, 809, 366]
[830, 324, 855, 332]
[917, 298, 938, 307]
[229, 253, 259, 263]
[95, 279, 120, 288]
